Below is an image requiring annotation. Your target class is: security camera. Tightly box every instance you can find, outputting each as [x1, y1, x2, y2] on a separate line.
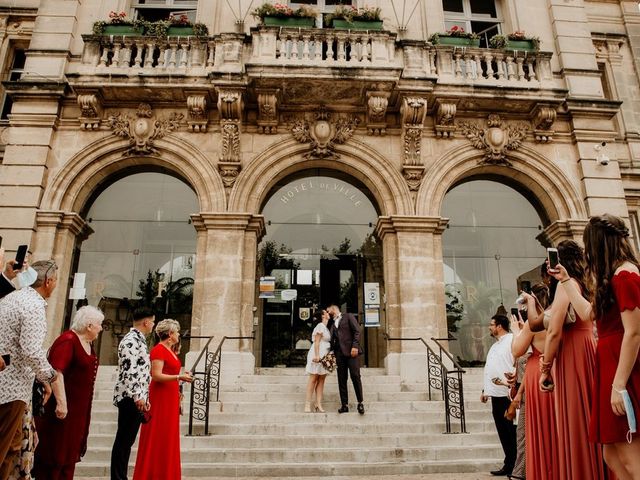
[594, 142, 610, 165]
[598, 154, 610, 166]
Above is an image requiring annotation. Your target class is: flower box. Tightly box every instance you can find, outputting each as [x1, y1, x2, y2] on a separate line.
[506, 39, 536, 51]
[263, 16, 315, 27]
[436, 36, 480, 47]
[103, 25, 144, 35]
[167, 26, 195, 36]
[331, 19, 383, 30]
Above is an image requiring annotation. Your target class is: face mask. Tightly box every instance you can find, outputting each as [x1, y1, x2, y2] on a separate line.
[17, 267, 37, 289]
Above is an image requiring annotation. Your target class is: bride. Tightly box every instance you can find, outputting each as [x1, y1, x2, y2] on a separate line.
[304, 309, 332, 413]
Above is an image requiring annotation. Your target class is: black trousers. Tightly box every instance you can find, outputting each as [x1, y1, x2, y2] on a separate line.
[110, 397, 142, 480]
[491, 396, 517, 472]
[336, 351, 363, 406]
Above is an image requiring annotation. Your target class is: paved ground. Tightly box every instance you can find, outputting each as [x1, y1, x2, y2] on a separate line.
[78, 475, 497, 480]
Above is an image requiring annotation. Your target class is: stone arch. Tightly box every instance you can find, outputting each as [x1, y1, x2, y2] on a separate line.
[228, 138, 413, 216]
[416, 144, 588, 222]
[41, 135, 226, 213]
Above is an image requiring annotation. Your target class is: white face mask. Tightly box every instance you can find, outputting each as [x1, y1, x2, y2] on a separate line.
[17, 267, 38, 288]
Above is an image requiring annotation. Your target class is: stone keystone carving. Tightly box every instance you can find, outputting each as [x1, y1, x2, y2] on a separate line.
[291, 107, 359, 160]
[257, 90, 279, 134]
[108, 103, 183, 155]
[459, 114, 528, 166]
[434, 103, 457, 138]
[366, 92, 389, 136]
[187, 95, 208, 133]
[400, 96, 428, 192]
[78, 94, 102, 130]
[216, 89, 244, 190]
[531, 106, 556, 143]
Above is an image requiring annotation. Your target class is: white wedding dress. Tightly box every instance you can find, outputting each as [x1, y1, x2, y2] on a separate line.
[305, 322, 331, 375]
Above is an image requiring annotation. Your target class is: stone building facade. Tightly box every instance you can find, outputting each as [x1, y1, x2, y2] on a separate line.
[0, 0, 639, 382]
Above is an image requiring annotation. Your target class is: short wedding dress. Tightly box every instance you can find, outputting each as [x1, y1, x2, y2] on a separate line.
[305, 322, 331, 375]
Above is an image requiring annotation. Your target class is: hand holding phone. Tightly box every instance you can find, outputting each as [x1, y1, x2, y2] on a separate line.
[13, 245, 28, 271]
[547, 247, 559, 272]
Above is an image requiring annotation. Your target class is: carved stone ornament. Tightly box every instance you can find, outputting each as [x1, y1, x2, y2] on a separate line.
[532, 106, 556, 143]
[220, 121, 241, 162]
[366, 92, 389, 136]
[218, 161, 241, 189]
[434, 103, 457, 138]
[458, 114, 529, 166]
[400, 96, 427, 167]
[402, 165, 425, 192]
[78, 94, 101, 130]
[108, 103, 183, 155]
[257, 91, 278, 134]
[217, 90, 243, 121]
[290, 107, 359, 160]
[187, 95, 208, 133]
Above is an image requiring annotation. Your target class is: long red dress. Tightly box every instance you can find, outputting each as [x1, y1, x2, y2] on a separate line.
[133, 344, 182, 480]
[33, 330, 98, 480]
[590, 271, 640, 444]
[524, 346, 559, 480]
[555, 315, 606, 480]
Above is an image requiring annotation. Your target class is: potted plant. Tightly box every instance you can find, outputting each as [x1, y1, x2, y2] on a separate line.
[93, 11, 145, 36]
[429, 25, 480, 47]
[490, 30, 539, 51]
[327, 5, 383, 30]
[165, 13, 208, 36]
[252, 2, 317, 28]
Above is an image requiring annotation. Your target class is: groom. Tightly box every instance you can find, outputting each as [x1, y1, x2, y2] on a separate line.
[328, 304, 364, 414]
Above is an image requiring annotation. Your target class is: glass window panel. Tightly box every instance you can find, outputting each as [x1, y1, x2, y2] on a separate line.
[296, 269, 313, 285]
[443, 0, 464, 13]
[445, 20, 468, 31]
[470, 0, 497, 17]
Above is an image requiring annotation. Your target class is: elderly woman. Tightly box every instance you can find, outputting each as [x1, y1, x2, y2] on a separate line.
[32, 305, 104, 480]
[133, 319, 193, 480]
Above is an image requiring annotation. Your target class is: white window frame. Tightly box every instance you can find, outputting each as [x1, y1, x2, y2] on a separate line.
[443, 0, 502, 42]
[1, 47, 25, 121]
[132, 0, 198, 21]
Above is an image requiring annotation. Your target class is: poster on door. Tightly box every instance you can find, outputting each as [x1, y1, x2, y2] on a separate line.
[364, 282, 380, 305]
[364, 307, 380, 327]
[259, 276, 276, 298]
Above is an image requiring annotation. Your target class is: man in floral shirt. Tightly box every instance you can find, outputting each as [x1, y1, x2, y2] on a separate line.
[110, 307, 154, 480]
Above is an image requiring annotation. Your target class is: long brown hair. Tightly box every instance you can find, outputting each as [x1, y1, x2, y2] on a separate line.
[583, 214, 639, 317]
[557, 240, 591, 300]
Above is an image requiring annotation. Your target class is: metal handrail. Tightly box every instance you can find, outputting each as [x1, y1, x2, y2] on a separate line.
[187, 333, 255, 436]
[383, 333, 467, 434]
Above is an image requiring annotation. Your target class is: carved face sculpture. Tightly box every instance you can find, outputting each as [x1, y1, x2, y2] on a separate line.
[311, 119, 333, 148]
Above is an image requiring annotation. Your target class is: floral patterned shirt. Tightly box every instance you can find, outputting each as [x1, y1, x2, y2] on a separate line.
[0, 287, 57, 404]
[113, 328, 151, 406]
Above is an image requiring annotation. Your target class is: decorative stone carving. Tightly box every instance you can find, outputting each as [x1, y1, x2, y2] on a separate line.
[593, 37, 625, 66]
[403, 165, 425, 192]
[434, 102, 456, 138]
[366, 92, 389, 135]
[401, 97, 427, 127]
[77, 94, 101, 130]
[220, 122, 240, 162]
[458, 114, 529, 166]
[108, 103, 183, 155]
[217, 90, 243, 122]
[399, 96, 427, 192]
[257, 90, 278, 134]
[290, 107, 359, 160]
[532, 106, 556, 143]
[216, 89, 244, 189]
[187, 95, 208, 133]
[218, 161, 241, 189]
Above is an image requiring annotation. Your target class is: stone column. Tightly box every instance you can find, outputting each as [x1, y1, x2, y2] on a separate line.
[33, 211, 93, 345]
[188, 213, 265, 386]
[375, 215, 449, 383]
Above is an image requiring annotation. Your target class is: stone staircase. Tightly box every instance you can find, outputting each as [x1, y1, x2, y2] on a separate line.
[75, 366, 501, 478]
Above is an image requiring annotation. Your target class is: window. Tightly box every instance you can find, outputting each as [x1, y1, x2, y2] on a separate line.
[443, 0, 501, 48]
[1, 48, 26, 120]
[289, 0, 354, 28]
[132, 0, 197, 22]
[630, 211, 640, 252]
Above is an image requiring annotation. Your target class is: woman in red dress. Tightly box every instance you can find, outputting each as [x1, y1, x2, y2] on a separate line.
[32, 305, 103, 480]
[554, 214, 640, 479]
[540, 240, 606, 480]
[133, 319, 192, 480]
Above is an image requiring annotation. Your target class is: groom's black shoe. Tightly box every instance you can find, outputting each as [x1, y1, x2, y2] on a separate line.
[357, 403, 365, 415]
[338, 405, 349, 413]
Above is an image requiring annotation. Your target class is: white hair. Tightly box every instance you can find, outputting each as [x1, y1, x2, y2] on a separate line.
[71, 305, 104, 333]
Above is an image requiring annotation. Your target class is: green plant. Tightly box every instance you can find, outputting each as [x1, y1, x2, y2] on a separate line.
[326, 5, 382, 24]
[488, 34, 507, 49]
[252, 2, 317, 20]
[92, 11, 147, 34]
[429, 25, 479, 44]
[147, 14, 209, 37]
[489, 30, 540, 50]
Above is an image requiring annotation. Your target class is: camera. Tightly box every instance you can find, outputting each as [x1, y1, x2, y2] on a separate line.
[594, 141, 610, 166]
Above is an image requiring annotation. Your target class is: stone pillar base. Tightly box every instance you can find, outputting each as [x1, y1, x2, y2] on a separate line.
[385, 352, 427, 384]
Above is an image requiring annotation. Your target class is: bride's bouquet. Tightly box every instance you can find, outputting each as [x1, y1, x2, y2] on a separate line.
[320, 352, 337, 373]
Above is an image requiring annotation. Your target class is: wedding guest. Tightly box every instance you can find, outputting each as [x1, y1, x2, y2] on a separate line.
[304, 310, 332, 413]
[540, 240, 605, 479]
[552, 214, 640, 478]
[512, 283, 559, 480]
[133, 319, 192, 480]
[32, 306, 104, 480]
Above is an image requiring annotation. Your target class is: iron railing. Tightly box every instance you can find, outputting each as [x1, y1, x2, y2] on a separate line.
[384, 333, 467, 434]
[186, 333, 254, 436]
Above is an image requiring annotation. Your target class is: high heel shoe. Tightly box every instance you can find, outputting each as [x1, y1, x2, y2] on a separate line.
[314, 403, 325, 413]
[304, 402, 311, 413]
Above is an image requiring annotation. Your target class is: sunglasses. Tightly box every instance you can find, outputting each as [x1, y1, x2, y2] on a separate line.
[44, 261, 57, 281]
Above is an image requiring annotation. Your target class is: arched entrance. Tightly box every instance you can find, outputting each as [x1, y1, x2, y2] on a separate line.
[74, 171, 199, 365]
[441, 179, 548, 366]
[256, 170, 386, 367]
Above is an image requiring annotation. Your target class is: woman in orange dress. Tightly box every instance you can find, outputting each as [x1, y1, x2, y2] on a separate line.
[554, 214, 640, 479]
[133, 319, 192, 480]
[540, 240, 606, 480]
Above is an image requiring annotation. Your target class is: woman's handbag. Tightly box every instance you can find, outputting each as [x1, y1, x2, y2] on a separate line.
[319, 352, 336, 373]
[32, 381, 45, 417]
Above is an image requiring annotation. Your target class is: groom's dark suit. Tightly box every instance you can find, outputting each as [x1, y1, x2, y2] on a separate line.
[331, 312, 363, 408]
[0, 274, 15, 299]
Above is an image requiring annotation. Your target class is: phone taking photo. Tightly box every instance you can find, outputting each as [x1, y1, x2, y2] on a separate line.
[13, 245, 28, 271]
[510, 307, 519, 317]
[547, 247, 559, 271]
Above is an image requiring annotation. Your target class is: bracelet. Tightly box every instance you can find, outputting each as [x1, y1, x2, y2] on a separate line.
[540, 358, 552, 374]
[176, 374, 180, 381]
[612, 384, 627, 394]
[560, 277, 571, 284]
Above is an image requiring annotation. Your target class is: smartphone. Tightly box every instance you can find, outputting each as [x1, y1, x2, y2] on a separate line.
[547, 247, 559, 271]
[13, 244, 28, 270]
[491, 377, 501, 385]
[1, 354, 9, 366]
[510, 307, 518, 317]
[521, 281, 531, 294]
[0, 236, 3, 247]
